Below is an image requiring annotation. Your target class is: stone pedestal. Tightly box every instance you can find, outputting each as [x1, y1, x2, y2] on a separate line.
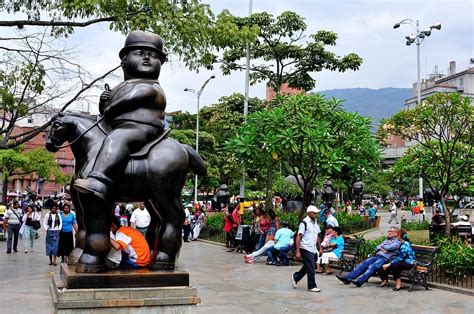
[50, 265, 200, 313]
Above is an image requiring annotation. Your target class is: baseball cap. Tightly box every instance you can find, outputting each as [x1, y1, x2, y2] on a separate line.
[306, 205, 320, 213]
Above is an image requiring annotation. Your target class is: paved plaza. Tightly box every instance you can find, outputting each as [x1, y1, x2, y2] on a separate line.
[0, 224, 473, 314]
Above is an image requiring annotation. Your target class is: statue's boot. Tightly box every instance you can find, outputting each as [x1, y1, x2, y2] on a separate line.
[74, 177, 109, 200]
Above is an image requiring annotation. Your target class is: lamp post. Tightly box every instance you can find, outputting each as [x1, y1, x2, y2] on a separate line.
[393, 19, 441, 198]
[184, 74, 215, 203]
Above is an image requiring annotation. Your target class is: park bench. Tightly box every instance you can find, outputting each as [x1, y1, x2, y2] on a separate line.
[333, 237, 364, 275]
[397, 245, 437, 292]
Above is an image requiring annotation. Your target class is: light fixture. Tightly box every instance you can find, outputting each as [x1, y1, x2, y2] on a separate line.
[431, 22, 441, 30]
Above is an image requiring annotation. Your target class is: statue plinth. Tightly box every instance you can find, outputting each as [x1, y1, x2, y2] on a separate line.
[50, 265, 199, 313]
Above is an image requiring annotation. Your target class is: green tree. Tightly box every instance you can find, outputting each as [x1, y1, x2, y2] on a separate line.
[227, 93, 380, 212]
[221, 11, 362, 93]
[0, 147, 63, 203]
[379, 93, 473, 234]
[220, 11, 363, 208]
[0, 1, 259, 149]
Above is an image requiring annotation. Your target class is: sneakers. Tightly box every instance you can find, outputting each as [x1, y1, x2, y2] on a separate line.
[244, 254, 252, 260]
[308, 287, 321, 292]
[336, 274, 351, 285]
[291, 275, 297, 289]
[244, 258, 254, 264]
[266, 261, 277, 265]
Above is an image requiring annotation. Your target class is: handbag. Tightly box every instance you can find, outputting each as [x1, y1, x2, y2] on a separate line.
[32, 220, 41, 230]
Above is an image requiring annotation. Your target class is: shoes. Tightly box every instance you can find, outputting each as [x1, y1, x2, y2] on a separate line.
[6, 250, 11, 254]
[244, 255, 252, 260]
[24, 250, 28, 254]
[266, 261, 276, 265]
[73, 178, 108, 200]
[309, 287, 321, 292]
[291, 275, 297, 289]
[378, 282, 389, 288]
[351, 280, 363, 287]
[393, 284, 404, 291]
[336, 275, 351, 285]
[245, 258, 254, 264]
[323, 271, 333, 276]
[13, 249, 18, 253]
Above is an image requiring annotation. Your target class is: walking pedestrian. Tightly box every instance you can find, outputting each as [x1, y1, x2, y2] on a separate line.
[43, 204, 62, 266]
[388, 201, 399, 224]
[130, 203, 151, 237]
[20, 205, 41, 253]
[291, 205, 323, 292]
[58, 204, 78, 263]
[4, 201, 23, 254]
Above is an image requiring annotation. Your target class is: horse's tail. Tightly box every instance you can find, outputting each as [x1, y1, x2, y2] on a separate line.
[183, 144, 207, 177]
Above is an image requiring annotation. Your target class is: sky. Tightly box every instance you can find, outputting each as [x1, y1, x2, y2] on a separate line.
[2, 0, 473, 114]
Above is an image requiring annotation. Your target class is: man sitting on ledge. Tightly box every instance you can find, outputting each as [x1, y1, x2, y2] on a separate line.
[336, 226, 401, 287]
[106, 216, 151, 269]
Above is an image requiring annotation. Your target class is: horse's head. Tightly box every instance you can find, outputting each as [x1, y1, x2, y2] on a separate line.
[45, 113, 68, 152]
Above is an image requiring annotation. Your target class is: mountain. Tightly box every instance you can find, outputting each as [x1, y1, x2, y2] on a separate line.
[314, 88, 412, 129]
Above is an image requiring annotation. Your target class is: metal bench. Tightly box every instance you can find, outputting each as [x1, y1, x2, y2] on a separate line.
[400, 245, 437, 291]
[336, 238, 364, 275]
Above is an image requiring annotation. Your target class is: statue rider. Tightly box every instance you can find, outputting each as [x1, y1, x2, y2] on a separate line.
[321, 179, 335, 208]
[74, 30, 167, 200]
[352, 178, 364, 207]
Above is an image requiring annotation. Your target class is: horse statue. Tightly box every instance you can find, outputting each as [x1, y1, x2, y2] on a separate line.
[45, 112, 206, 272]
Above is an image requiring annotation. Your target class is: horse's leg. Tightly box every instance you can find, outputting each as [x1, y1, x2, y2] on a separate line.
[68, 184, 85, 266]
[75, 194, 113, 273]
[149, 193, 184, 270]
[144, 200, 161, 254]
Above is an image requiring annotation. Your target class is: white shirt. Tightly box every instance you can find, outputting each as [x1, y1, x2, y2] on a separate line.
[130, 208, 151, 228]
[326, 215, 339, 227]
[5, 207, 23, 224]
[43, 212, 63, 231]
[297, 216, 321, 254]
[107, 231, 122, 264]
[391, 204, 397, 214]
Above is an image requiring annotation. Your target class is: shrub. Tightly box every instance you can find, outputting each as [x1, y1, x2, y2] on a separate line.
[205, 212, 225, 233]
[401, 220, 430, 231]
[356, 236, 385, 260]
[434, 237, 474, 279]
[277, 211, 301, 231]
[336, 212, 368, 234]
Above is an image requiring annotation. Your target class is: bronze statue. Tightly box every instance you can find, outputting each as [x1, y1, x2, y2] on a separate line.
[45, 30, 207, 272]
[321, 179, 335, 208]
[352, 178, 364, 207]
[212, 184, 230, 211]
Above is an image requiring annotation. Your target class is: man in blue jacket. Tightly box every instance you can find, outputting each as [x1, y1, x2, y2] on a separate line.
[336, 227, 401, 287]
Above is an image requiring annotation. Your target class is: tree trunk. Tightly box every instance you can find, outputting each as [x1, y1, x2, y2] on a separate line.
[2, 172, 8, 205]
[265, 162, 273, 210]
[441, 197, 451, 235]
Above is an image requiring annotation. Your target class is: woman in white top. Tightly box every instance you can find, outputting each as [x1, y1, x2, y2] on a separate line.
[43, 204, 63, 266]
[20, 205, 41, 253]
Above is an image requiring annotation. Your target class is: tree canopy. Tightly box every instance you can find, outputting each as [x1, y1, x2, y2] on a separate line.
[226, 93, 381, 209]
[379, 92, 473, 232]
[221, 11, 363, 92]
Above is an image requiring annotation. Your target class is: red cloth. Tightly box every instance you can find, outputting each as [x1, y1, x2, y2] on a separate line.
[224, 214, 233, 232]
[232, 208, 241, 227]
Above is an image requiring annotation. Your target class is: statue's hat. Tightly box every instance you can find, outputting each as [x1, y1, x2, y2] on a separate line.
[119, 30, 167, 64]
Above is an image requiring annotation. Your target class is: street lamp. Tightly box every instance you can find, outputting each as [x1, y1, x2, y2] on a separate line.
[184, 74, 215, 203]
[394, 18, 441, 198]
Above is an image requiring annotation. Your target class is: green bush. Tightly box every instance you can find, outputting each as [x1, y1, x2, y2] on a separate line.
[401, 220, 430, 231]
[277, 211, 301, 231]
[336, 212, 368, 234]
[356, 236, 385, 260]
[205, 212, 225, 233]
[434, 237, 474, 279]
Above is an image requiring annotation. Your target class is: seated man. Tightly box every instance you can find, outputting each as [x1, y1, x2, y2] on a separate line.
[107, 216, 151, 269]
[324, 209, 339, 227]
[266, 221, 294, 266]
[336, 227, 401, 287]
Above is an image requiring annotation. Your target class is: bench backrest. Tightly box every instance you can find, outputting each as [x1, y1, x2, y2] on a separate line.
[453, 225, 472, 236]
[412, 245, 437, 264]
[343, 238, 363, 255]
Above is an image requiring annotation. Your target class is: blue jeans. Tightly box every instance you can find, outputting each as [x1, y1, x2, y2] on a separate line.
[346, 255, 388, 284]
[267, 245, 292, 264]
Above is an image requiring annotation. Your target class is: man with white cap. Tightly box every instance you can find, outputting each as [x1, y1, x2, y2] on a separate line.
[291, 205, 323, 292]
[452, 215, 470, 227]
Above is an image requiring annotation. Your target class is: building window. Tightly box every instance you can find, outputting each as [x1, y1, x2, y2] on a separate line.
[459, 77, 464, 87]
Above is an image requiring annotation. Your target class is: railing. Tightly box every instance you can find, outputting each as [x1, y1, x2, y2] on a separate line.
[429, 268, 473, 290]
[199, 227, 226, 244]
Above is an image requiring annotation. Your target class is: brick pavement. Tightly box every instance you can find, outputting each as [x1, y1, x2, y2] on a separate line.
[0, 228, 472, 313]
